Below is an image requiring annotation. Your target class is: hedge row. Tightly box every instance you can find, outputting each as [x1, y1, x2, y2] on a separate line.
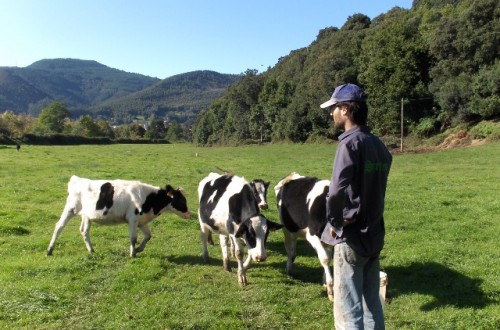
[1, 134, 170, 145]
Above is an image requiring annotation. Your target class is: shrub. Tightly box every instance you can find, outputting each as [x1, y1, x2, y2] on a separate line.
[469, 121, 500, 139]
[414, 117, 439, 137]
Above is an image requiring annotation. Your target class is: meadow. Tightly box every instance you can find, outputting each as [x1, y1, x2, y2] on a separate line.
[0, 142, 498, 329]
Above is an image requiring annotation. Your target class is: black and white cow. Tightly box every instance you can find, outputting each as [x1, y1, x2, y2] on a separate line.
[274, 172, 334, 301]
[198, 172, 282, 286]
[206, 178, 270, 246]
[46, 175, 191, 257]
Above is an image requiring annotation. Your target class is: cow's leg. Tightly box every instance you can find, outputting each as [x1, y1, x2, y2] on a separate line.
[46, 203, 78, 256]
[128, 223, 138, 257]
[283, 229, 297, 275]
[306, 232, 334, 301]
[220, 234, 231, 272]
[80, 217, 94, 254]
[200, 225, 211, 264]
[207, 231, 214, 246]
[135, 224, 151, 253]
[231, 236, 248, 286]
[230, 238, 236, 258]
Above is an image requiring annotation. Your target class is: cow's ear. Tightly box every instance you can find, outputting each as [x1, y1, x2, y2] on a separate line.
[265, 181, 270, 189]
[166, 185, 174, 197]
[176, 187, 186, 197]
[267, 220, 283, 231]
[235, 222, 248, 238]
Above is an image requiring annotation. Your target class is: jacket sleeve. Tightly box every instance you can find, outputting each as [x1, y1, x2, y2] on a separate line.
[326, 142, 356, 237]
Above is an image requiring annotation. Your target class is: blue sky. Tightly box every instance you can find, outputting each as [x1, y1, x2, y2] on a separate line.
[0, 0, 413, 79]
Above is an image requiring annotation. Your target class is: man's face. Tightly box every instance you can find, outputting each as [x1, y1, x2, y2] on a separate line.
[330, 105, 345, 130]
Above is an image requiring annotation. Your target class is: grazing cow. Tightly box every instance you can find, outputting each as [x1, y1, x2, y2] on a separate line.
[198, 172, 282, 286]
[206, 178, 270, 246]
[46, 175, 191, 257]
[274, 172, 334, 301]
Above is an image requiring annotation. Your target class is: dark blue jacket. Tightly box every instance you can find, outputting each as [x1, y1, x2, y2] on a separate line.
[322, 126, 392, 257]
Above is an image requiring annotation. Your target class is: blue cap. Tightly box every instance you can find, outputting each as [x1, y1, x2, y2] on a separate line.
[320, 83, 367, 108]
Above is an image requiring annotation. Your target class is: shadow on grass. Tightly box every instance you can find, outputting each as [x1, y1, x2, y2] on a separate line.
[0, 225, 30, 235]
[165, 239, 326, 285]
[384, 261, 490, 310]
[265, 239, 326, 285]
[166, 254, 209, 266]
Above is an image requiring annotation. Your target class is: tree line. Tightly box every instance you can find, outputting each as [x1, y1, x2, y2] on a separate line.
[192, 0, 499, 145]
[0, 102, 190, 144]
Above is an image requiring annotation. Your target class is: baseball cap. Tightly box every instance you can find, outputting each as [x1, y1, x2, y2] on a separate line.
[320, 83, 367, 108]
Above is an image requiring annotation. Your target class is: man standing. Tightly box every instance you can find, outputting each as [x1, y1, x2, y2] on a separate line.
[320, 83, 392, 330]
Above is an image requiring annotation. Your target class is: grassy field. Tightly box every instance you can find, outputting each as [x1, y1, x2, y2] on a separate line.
[0, 142, 498, 329]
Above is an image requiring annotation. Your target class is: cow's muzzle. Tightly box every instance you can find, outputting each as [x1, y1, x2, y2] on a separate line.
[253, 255, 267, 262]
[181, 211, 192, 219]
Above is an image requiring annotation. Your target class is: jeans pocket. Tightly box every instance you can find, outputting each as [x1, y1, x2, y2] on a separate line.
[343, 244, 357, 265]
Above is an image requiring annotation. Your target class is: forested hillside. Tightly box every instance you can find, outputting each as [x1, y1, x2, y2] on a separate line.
[0, 59, 160, 116]
[193, 0, 499, 145]
[0, 59, 241, 126]
[89, 71, 241, 124]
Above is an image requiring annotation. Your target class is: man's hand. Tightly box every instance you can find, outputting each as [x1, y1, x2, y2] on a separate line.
[343, 218, 356, 226]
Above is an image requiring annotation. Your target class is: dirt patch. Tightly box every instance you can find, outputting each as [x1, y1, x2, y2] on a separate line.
[434, 130, 471, 150]
[390, 131, 489, 155]
[471, 139, 487, 146]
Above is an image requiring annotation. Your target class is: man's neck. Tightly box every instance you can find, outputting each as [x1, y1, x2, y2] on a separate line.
[344, 121, 358, 132]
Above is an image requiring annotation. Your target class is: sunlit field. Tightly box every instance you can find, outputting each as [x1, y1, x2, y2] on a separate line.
[0, 143, 498, 329]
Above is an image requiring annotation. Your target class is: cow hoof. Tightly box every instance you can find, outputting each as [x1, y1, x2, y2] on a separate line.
[46, 250, 53, 256]
[328, 293, 334, 302]
[238, 272, 248, 286]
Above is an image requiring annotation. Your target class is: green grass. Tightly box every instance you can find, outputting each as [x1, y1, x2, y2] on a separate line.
[0, 143, 499, 329]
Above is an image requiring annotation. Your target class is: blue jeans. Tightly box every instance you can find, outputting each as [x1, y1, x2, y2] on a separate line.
[333, 243, 384, 330]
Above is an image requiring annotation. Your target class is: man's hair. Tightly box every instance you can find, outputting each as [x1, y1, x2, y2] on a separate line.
[338, 101, 368, 125]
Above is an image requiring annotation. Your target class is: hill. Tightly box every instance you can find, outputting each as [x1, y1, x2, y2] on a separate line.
[89, 70, 241, 124]
[192, 0, 499, 145]
[0, 59, 160, 116]
[0, 59, 241, 124]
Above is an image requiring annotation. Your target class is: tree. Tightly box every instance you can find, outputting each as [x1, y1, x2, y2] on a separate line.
[358, 8, 432, 134]
[97, 120, 115, 139]
[165, 122, 183, 141]
[0, 111, 34, 136]
[144, 118, 166, 139]
[73, 115, 101, 137]
[35, 102, 70, 134]
[428, 0, 500, 124]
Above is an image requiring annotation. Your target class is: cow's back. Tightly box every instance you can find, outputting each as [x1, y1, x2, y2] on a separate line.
[278, 177, 329, 236]
[67, 176, 159, 221]
[198, 173, 260, 234]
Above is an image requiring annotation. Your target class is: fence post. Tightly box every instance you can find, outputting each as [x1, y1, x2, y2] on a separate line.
[400, 98, 404, 152]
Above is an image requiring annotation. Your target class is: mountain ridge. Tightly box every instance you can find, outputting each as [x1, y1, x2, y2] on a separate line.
[0, 58, 240, 124]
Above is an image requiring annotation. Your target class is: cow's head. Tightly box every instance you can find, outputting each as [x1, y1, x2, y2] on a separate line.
[166, 185, 191, 219]
[235, 215, 282, 262]
[251, 179, 270, 210]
